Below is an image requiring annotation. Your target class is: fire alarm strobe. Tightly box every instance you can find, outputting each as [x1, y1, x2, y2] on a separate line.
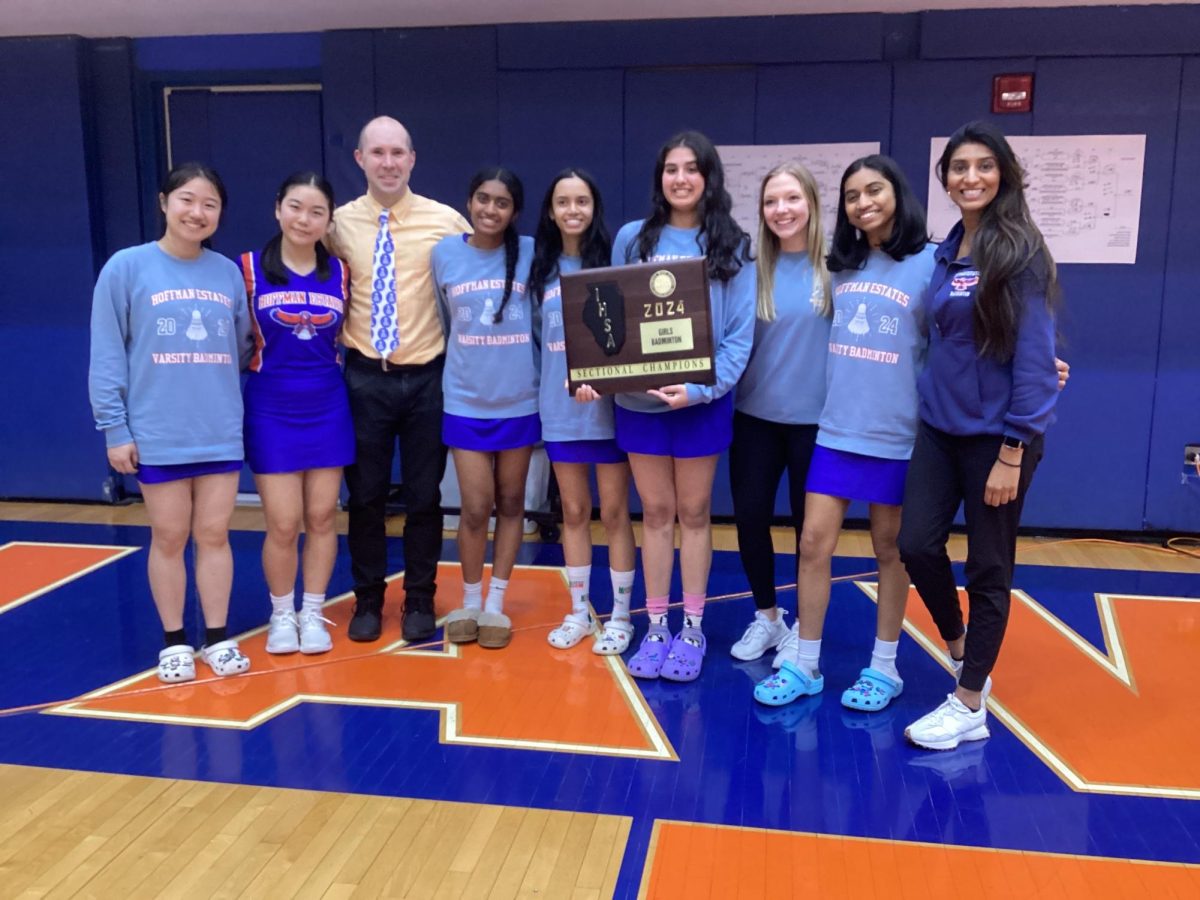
[992, 74, 1033, 114]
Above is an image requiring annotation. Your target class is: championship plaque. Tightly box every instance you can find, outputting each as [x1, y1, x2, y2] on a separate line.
[561, 258, 714, 395]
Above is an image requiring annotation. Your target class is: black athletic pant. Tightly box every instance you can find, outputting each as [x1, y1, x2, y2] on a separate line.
[728, 411, 818, 611]
[344, 351, 447, 610]
[897, 421, 1043, 692]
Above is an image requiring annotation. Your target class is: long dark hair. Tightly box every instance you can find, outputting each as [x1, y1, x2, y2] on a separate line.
[468, 166, 524, 321]
[937, 120, 1058, 361]
[529, 168, 612, 305]
[261, 171, 335, 286]
[628, 130, 750, 283]
[159, 162, 227, 249]
[827, 154, 928, 272]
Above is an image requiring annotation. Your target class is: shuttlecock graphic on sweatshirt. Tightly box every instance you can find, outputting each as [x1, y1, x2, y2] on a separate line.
[847, 303, 870, 336]
[185, 309, 209, 341]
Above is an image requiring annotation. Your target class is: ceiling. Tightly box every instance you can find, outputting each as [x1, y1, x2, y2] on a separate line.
[1, 0, 1192, 39]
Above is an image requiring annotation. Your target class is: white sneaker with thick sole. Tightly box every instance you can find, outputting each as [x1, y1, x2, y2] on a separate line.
[772, 621, 800, 669]
[266, 610, 300, 654]
[905, 693, 990, 750]
[730, 609, 789, 661]
[298, 609, 334, 654]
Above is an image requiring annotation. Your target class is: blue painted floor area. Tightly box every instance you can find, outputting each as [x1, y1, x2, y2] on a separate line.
[1, 519, 1199, 898]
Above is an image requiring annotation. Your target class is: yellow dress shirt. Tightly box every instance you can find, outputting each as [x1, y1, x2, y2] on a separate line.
[330, 190, 469, 366]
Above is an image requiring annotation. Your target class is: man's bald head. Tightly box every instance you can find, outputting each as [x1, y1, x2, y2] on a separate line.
[354, 116, 417, 206]
[357, 116, 413, 153]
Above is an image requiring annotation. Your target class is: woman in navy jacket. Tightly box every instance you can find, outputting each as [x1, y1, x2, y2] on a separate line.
[898, 121, 1061, 751]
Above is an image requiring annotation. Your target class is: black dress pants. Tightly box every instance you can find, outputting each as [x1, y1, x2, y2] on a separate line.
[343, 351, 447, 609]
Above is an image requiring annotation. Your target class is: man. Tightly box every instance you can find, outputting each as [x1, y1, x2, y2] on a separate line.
[329, 116, 469, 642]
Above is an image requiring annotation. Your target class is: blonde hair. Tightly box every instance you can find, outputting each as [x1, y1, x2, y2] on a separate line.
[755, 162, 831, 321]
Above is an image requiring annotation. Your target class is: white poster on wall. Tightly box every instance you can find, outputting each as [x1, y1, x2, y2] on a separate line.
[718, 142, 881, 243]
[926, 134, 1146, 265]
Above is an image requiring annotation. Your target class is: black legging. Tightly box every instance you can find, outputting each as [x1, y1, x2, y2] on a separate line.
[728, 410, 818, 611]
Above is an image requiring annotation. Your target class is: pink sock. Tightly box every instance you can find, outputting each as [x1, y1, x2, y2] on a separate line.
[683, 592, 705, 629]
[646, 596, 669, 626]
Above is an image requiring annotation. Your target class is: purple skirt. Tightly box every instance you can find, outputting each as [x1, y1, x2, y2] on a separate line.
[545, 438, 626, 465]
[137, 459, 242, 485]
[615, 392, 733, 458]
[244, 371, 355, 474]
[805, 445, 908, 506]
[444, 412, 540, 452]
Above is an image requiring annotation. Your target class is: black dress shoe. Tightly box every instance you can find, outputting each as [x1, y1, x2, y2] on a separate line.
[348, 599, 383, 642]
[402, 602, 437, 642]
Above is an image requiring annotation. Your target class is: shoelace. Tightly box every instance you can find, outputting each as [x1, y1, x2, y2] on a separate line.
[298, 612, 335, 628]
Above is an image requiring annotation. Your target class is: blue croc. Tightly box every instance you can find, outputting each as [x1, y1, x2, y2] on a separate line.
[840, 667, 903, 712]
[660, 627, 706, 683]
[627, 623, 671, 679]
[753, 660, 824, 707]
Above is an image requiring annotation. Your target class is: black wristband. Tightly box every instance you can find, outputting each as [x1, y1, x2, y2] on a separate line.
[996, 457, 1021, 468]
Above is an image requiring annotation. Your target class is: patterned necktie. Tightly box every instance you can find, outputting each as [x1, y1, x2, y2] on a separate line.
[370, 208, 398, 356]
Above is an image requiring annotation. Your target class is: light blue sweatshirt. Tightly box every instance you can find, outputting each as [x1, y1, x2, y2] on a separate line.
[432, 234, 540, 419]
[817, 244, 937, 460]
[735, 253, 830, 425]
[538, 255, 616, 442]
[611, 221, 754, 413]
[88, 242, 252, 464]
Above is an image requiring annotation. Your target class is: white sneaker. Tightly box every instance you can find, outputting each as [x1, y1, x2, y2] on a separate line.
[298, 609, 334, 654]
[950, 657, 993, 700]
[266, 610, 300, 654]
[772, 621, 800, 670]
[905, 693, 990, 751]
[730, 609, 790, 661]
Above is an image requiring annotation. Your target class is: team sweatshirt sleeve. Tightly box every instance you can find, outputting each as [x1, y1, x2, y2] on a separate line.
[88, 258, 135, 448]
[686, 261, 755, 405]
[233, 275, 254, 370]
[431, 244, 452, 338]
[611, 222, 640, 267]
[1004, 268, 1059, 442]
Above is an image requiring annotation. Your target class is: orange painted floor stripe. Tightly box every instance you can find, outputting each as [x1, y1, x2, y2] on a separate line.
[0, 542, 135, 614]
[58, 564, 673, 758]
[641, 821, 1200, 899]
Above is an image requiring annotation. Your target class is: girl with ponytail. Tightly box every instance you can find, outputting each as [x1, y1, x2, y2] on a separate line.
[432, 166, 538, 650]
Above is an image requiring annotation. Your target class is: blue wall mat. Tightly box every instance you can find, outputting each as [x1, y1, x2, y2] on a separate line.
[372, 27, 499, 213]
[621, 67, 758, 238]
[1146, 56, 1200, 532]
[0, 37, 111, 500]
[755, 63, 893, 148]
[321, 31, 375, 207]
[498, 15, 881, 70]
[85, 39, 144, 263]
[497, 69, 625, 231]
[134, 32, 322, 72]
[921, 6, 1200, 59]
[1030, 56, 1181, 530]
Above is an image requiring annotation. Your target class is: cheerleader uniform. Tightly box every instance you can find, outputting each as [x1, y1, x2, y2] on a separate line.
[433, 234, 540, 450]
[240, 252, 355, 474]
[539, 254, 624, 464]
[610, 222, 754, 457]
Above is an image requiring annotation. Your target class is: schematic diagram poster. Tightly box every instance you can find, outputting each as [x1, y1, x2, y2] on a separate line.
[926, 134, 1146, 264]
[718, 142, 880, 246]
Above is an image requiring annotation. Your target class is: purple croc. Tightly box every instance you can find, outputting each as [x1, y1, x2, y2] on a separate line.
[660, 626, 707, 682]
[627, 622, 672, 679]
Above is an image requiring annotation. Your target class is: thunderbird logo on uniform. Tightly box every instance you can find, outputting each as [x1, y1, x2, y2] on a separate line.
[583, 282, 626, 356]
[951, 272, 980, 295]
[271, 309, 337, 340]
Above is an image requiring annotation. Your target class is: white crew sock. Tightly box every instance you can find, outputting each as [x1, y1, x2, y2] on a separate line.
[463, 580, 483, 612]
[796, 638, 822, 678]
[484, 576, 508, 614]
[610, 568, 635, 622]
[301, 592, 325, 616]
[566, 565, 591, 617]
[270, 590, 295, 615]
[870, 638, 901, 682]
